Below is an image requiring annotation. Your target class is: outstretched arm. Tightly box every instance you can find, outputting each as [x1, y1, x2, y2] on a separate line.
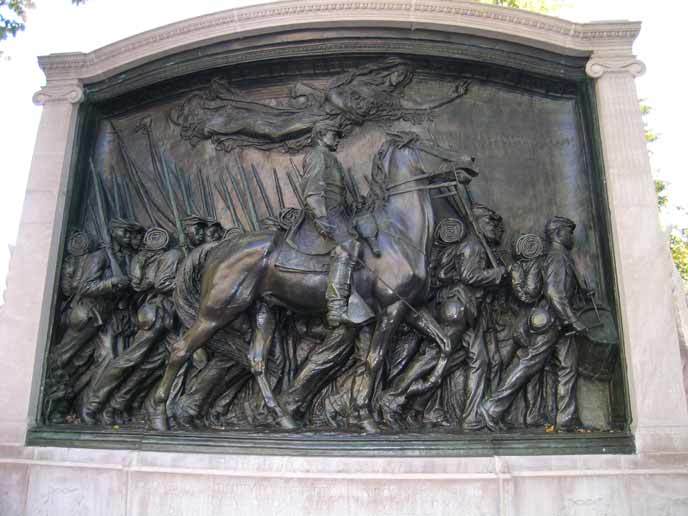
[399, 80, 470, 111]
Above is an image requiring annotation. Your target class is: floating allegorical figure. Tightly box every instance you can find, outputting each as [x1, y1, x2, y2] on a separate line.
[169, 57, 470, 153]
[480, 216, 591, 431]
[80, 227, 183, 425]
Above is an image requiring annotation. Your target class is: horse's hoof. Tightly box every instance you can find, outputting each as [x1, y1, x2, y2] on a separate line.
[80, 406, 98, 426]
[380, 394, 404, 416]
[144, 395, 169, 432]
[360, 417, 381, 434]
[276, 414, 299, 430]
[477, 402, 503, 432]
[174, 414, 198, 431]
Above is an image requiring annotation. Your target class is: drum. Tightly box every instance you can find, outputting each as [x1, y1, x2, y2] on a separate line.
[575, 305, 619, 381]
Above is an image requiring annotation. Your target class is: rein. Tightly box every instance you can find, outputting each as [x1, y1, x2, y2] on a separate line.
[386, 181, 458, 197]
[384, 170, 450, 190]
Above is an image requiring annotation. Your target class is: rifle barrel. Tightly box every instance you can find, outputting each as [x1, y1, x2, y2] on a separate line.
[89, 158, 124, 277]
[273, 168, 285, 210]
[251, 163, 275, 218]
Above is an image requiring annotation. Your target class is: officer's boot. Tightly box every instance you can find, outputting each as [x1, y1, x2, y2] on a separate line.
[326, 241, 359, 328]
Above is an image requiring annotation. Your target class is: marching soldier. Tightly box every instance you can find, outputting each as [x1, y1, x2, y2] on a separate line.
[44, 219, 140, 422]
[481, 216, 588, 431]
[81, 227, 183, 424]
[379, 207, 506, 430]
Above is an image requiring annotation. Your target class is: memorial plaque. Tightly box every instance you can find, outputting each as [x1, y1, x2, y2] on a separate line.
[29, 28, 631, 454]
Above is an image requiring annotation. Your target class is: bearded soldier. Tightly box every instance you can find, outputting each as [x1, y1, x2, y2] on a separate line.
[81, 227, 183, 424]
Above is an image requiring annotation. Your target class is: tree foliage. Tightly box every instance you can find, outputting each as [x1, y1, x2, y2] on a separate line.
[642, 101, 688, 288]
[0, 0, 33, 43]
[0, 0, 84, 44]
[671, 231, 688, 288]
[479, 0, 565, 15]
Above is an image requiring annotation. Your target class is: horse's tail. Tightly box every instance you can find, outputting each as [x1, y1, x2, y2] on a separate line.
[174, 242, 218, 329]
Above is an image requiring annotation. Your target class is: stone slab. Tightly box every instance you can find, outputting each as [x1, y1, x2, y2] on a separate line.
[0, 463, 29, 516]
[24, 465, 127, 516]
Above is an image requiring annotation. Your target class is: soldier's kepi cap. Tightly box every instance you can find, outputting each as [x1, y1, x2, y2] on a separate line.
[204, 217, 223, 229]
[472, 204, 502, 222]
[312, 119, 342, 135]
[545, 216, 576, 235]
[182, 215, 207, 228]
[110, 218, 144, 233]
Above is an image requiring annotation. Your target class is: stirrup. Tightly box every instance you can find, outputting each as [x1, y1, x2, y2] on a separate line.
[326, 299, 348, 328]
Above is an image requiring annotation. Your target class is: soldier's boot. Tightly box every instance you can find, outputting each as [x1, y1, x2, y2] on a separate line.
[326, 241, 360, 328]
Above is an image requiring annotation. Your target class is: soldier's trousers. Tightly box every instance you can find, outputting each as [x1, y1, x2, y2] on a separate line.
[83, 323, 165, 414]
[483, 328, 578, 428]
[108, 337, 169, 412]
[280, 325, 355, 417]
[175, 357, 241, 419]
[461, 323, 489, 430]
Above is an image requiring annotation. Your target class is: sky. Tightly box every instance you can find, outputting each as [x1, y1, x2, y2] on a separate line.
[0, 0, 684, 300]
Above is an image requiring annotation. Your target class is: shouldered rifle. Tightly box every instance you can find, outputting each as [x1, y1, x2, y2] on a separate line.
[89, 158, 124, 278]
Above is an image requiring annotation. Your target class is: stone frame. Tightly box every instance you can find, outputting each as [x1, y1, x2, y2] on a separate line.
[26, 25, 631, 455]
[1, 1, 686, 512]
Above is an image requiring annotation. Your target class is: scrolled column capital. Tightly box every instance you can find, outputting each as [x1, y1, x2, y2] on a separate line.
[585, 56, 646, 79]
[32, 81, 85, 106]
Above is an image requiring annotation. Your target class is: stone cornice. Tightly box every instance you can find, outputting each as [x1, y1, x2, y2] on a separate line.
[36, 0, 641, 85]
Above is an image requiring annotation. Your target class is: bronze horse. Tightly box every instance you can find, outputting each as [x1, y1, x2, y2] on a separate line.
[147, 134, 473, 432]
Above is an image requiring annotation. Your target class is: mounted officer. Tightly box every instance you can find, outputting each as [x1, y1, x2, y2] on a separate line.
[301, 119, 361, 328]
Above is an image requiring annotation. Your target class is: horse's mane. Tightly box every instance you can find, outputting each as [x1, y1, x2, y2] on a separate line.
[365, 131, 421, 212]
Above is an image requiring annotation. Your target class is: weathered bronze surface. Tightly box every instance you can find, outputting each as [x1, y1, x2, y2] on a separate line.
[32, 38, 629, 453]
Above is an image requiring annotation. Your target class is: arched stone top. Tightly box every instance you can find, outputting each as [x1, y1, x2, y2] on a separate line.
[36, 0, 640, 87]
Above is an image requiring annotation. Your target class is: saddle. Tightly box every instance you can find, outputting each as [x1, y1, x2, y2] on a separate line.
[275, 212, 375, 324]
[275, 210, 347, 273]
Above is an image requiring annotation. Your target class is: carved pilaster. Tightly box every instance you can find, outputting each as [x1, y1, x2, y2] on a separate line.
[587, 52, 688, 447]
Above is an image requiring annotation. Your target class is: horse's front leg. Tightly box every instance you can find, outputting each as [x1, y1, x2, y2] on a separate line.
[352, 300, 407, 433]
[248, 302, 298, 430]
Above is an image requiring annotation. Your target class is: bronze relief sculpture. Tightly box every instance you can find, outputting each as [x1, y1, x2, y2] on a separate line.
[39, 56, 622, 443]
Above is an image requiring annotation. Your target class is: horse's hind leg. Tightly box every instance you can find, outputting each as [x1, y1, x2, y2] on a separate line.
[249, 302, 298, 430]
[146, 315, 228, 431]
